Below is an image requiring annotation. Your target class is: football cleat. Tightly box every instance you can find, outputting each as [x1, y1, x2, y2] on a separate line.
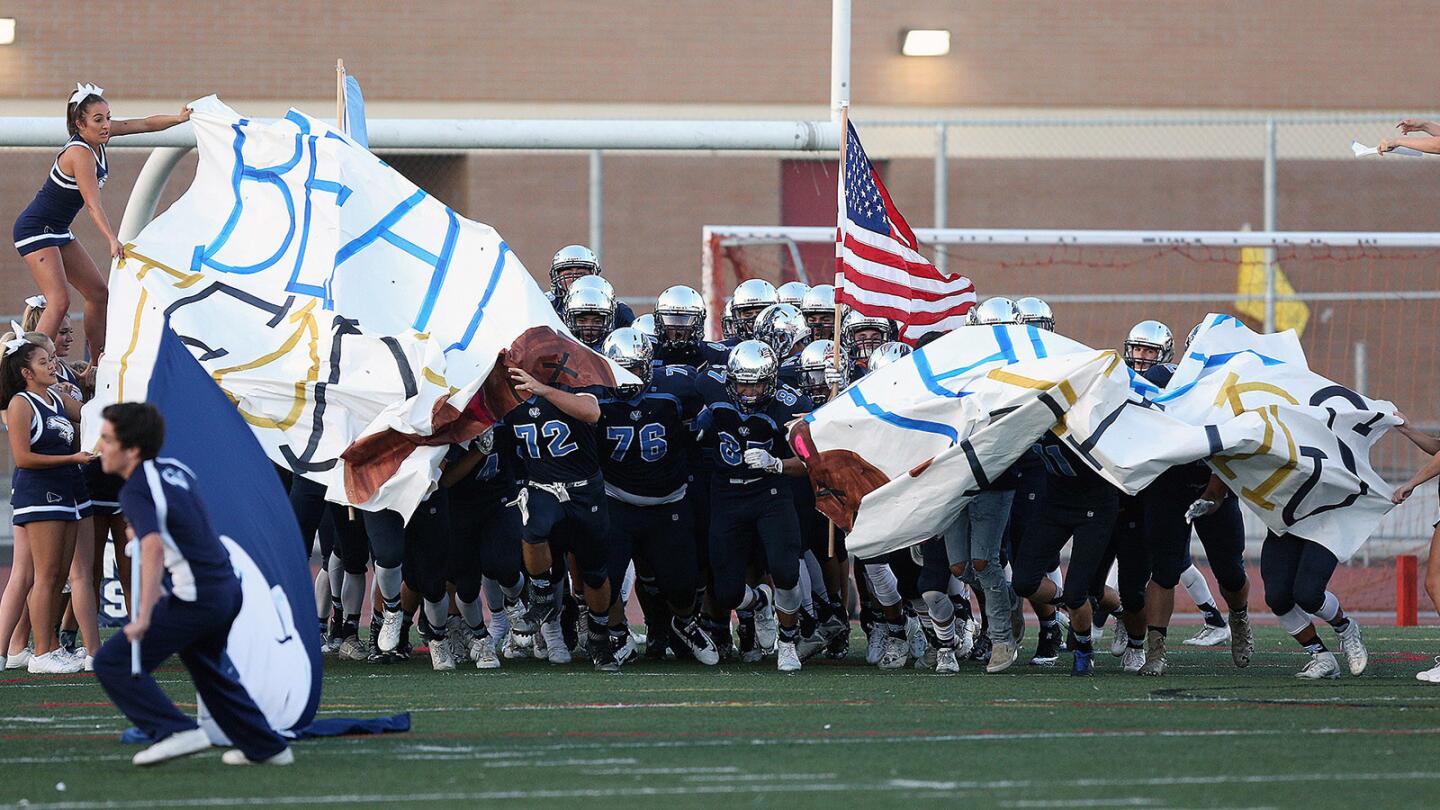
[611, 632, 639, 668]
[1138, 631, 1168, 676]
[1230, 611, 1254, 669]
[591, 633, 620, 673]
[864, 622, 887, 665]
[737, 614, 763, 663]
[1416, 657, 1440, 683]
[1183, 623, 1231, 647]
[470, 636, 501, 670]
[878, 629, 909, 670]
[337, 635, 370, 661]
[1030, 623, 1062, 666]
[754, 585, 778, 651]
[376, 608, 405, 654]
[986, 640, 1018, 674]
[1110, 620, 1130, 657]
[1071, 649, 1095, 677]
[797, 631, 829, 661]
[935, 646, 960, 674]
[970, 633, 993, 664]
[132, 728, 212, 767]
[776, 640, 802, 672]
[1296, 650, 1341, 680]
[1338, 620, 1368, 676]
[428, 636, 457, 671]
[445, 616, 471, 662]
[502, 628, 535, 660]
[1121, 644, 1145, 674]
[906, 615, 927, 661]
[222, 747, 294, 766]
[671, 615, 720, 666]
[540, 619, 571, 665]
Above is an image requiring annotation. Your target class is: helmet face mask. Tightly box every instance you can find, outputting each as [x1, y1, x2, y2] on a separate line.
[730, 279, 779, 339]
[1122, 320, 1174, 371]
[753, 303, 811, 359]
[564, 286, 615, 346]
[550, 244, 600, 295]
[797, 338, 836, 405]
[602, 327, 654, 398]
[725, 340, 779, 412]
[799, 284, 838, 336]
[1013, 296, 1055, 332]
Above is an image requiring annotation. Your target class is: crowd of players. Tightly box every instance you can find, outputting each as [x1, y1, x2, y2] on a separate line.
[6, 241, 1440, 681]
[282, 244, 1398, 680]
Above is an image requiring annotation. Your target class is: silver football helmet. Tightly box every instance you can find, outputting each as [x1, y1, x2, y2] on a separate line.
[753, 303, 812, 359]
[631, 313, 659, 346]
[840, 309, 897, 363]
[568, 274, 615, 301]
[797, 339, 837, 405]
[799, 283, 839, 335]
[969, 296, 1020, 326]
[564, 285, 615, 346]
[654, 284, 707, 348]
[730, 279, 778, 338]
[1014, 296, 1055, 332]
[550, 244, 600, 294]
[867, 341, 913, 373]
[602, 327, 654, 397]
[725, 339, 779, 412]
[1123, 320, 1174, 371]
[776, 281, 810, 308]
[1185, 322, 1202, 348]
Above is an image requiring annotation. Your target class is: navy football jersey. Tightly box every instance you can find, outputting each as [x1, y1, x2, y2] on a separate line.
[446, 432, 520, 503]
[548, 291, 635, 328]
[655, 340, 730, 370]
[695, 381, 812, 482]
[1035, 432, 1113, 496]
[778, 355, 803, 389]
[501, 385, 605, 484]
[598, 365, 702, 501]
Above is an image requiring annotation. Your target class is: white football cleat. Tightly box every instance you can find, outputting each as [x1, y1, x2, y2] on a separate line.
[1121, 645, 1145, 674]
[1416, 657, 1440, 683]
[1337, 620, 1367, 676]
[470, 636, 501, 669]
[671, 615, 721, 666]
[133, 728, 212, 766]
[502, 628, 534, 659]
[1183, 623, 1231, 647]
[4, 647, 32, 669]
[776, 640, 801, 672]
[28, 649, 83, 674]
[754, 585, 778, 651]
[1110, 624, 1130, 657]
[1230, 611, 1254, 669]
[376, 608, 405, 654]
[935, 646, 959, 674]
[541, 619, 571, 665]
[865, 624, 887, 665]
[906, 615, 927, 660]
[428, 636, 456, 671]
[222, 746, 294, 766]
[878, 633, 909, 670]
[1138, 631, 1168, 676]
[1296, 650, 1342, 680]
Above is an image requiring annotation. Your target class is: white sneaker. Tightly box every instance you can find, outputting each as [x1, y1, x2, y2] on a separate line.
[1121, 644, 1145, 674]
[222, 746, 294, 766]
[906, 615, 927, 660]
[427, 636, 456, 671]
[133, 728, 211, 766]
[1109, 623, 1129, 657]
[489, 604, 512, 647]
[1337, 620, 1367, 676]
[754, 585, 778, 651]
[865, 624, 887, 665]
[954, 621, 976, 659]
[470, 636, 501, 669]
[5, 647, 33, 670]
[1296, 650, 1341, 680]
[776, 639, 801, 672]
[28, 649, 83, 674]
[671, 615, 721, 666]
[541, 619, 571, 665]
[376, 607, 405, 653]
[935, 646, 959, 674]
[878, 633, 909, 669]
[1183, 623, 1231, 647]
[72, 647, 94, 672]
[502, 628, 534, 660]
[1416, 657, 1440, 683]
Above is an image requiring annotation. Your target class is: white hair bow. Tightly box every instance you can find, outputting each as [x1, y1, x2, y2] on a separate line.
[23, 294, 46, 310]
[69, 82, 104, 105]
[3, 321, 27, 357]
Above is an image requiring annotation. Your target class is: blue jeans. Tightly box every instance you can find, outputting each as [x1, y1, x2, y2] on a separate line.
[942, 489, 1017, 643]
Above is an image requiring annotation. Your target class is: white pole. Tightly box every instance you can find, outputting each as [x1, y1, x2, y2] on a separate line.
[128, 538, 141, 677]
[933, 123, 948, 273]
[1354, 341, 1368, 394]
[1263, 118, 1277, 333]
[589, 150, 603, 262]
[831, 0, 851, 123]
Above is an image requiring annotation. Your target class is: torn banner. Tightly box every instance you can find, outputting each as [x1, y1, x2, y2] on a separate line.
[792, 314, 1398, 562]
[83, 97, 633, 518]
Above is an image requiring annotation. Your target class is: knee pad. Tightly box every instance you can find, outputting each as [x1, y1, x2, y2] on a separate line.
[1277, 605, 1312, 636]
[865, 564, 902, 608]
[1294, 585, 1327, 616]
[772, 583, 804, 615]
[922, 591, 955, 623]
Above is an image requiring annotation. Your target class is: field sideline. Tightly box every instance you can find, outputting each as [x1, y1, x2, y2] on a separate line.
[3, 625, 1440, 809]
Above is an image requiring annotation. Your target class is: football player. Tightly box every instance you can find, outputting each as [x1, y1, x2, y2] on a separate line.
[799, 284, 840, 340]
[724, 279, 779, 343]
[563, 278, 617, 351]
[653, 285, 730, 369]
[548, 245, 635, 326]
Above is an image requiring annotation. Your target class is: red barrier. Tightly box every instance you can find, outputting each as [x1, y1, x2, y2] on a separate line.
[1397, 554, 1419, 627]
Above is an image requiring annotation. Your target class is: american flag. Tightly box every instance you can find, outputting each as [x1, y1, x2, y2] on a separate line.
[836, 122, 975, 343]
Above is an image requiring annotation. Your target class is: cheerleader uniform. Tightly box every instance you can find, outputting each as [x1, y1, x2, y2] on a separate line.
[10, 389, 86, 525]
[54, 361, 120, 516]
[12, 136, 107, 256]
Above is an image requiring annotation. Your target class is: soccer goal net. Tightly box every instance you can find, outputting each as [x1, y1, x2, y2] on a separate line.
[703, 225, 1440, 614]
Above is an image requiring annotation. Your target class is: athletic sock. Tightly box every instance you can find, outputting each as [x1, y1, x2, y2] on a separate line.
[1148, 625, 1168, 638]
[779, 623, 800, 644]
[1127, 633, 1144, 649]
[1196, 601, 1226, 628]
[933, 617, 957, 646]
[1073, 631, 1093, 653]
[1040, 617, 1060, 633]
[456, 597, 486, 633]
[1303, 639, 1328, 655]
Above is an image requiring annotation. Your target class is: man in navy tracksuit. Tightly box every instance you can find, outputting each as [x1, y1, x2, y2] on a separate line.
[92, 403, 291, 767]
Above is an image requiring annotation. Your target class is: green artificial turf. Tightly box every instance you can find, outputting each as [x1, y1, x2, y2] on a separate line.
[3, 625, 1440, 809]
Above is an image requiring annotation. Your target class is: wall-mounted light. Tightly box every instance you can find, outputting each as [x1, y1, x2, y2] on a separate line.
[0, 19, 15, 46]
[900, 29, 950, 57]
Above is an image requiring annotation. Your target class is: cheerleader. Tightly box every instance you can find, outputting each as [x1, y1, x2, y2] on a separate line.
[12, 83, 190, 355]
[1390, 410, 1440, 682]
[2, 330, 93, 673]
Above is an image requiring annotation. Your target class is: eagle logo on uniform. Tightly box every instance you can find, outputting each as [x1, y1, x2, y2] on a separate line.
[737, 426, 750, 437]
[630, 410, 642, 421]
[46, 416, 75, 446]
[478, 428, 495, 454]
[528, 407, 541, 418]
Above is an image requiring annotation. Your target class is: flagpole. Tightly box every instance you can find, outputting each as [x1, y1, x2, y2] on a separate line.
[336, 59, 347, 134]
[129, 537, 141, 677]
[827, 103, 850, 558]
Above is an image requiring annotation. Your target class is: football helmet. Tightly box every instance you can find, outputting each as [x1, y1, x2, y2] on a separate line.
[969, 296, 1020, 326]
[654, 284, 706, 348]
[1014, 297, 1055, 332]
[730, 279, 779, 338]
[550, 244, 600, 295]
[1123, 320, 1174, 371]
[725, 340, 779, 412]
[797, 339, 837, 405]
[753, 303, 812, 358]
[867, 341, 913, 373]
[840, 309, 897, 363]
[564, 285, 615, 346]
[602, 327, 654, 398]
[776, 281, 810, 308]
[631, 313, 659, 346]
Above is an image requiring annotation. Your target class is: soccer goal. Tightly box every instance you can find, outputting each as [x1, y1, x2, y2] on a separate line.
[703, 224, 1440, 613]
